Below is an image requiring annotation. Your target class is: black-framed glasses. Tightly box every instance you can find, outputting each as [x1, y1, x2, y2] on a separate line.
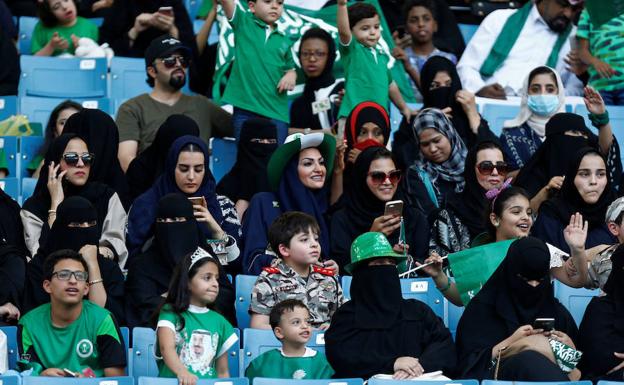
[52, 269, 89, 281]
[477, 161, 510, 176]
[62, 152, 94, 166]
[368, 170, 402, 185]
[300, 51, 328, 60]
[159, 55, 189, 69]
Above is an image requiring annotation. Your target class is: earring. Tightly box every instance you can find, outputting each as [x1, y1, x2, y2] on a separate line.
[494, 220, 500, 227]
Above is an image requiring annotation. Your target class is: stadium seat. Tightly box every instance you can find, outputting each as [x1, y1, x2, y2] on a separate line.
[19, 96, 112, 127]
[340, 277, 444, 319]
[446, 301, 464, 340]
[481, 104, 521, 136]
[482, 381, 592, 385]
[210, 137, 237, 183]
[553, 281, 599, 326]
[0, 178, 19, 201]
[575, 104, 624, 147]
[0, 375, 19, 385]
[19, 136, 44, 178]
[21, 177, 37, 202]
[18, 16, 38, 54]
[23, 377, 134, 385]
[184, 0, 202, 20]
[0, 326, 18, 370]
[369, 380, 478, 385]
[120, 326, 130, 348]
[139, 378, 248, 385]
[0, 136, 18, 177]
[253, 379, 363, 385]
[193, 21, 220, 45]
[0, 95, 17, 121]
[235, 275, 257, 330]
[597, 381, 624, 385]
[389, 103, 421, 137]
[341, 276, 351, 301]
[19, 56, 107, 98]
[132, 327, 240, 378]
[242, 328, 326, 373]
[458, 23, 479, 44]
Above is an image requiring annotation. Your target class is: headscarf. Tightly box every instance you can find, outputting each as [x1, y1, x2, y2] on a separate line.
[216, 118, 277, 202]
[350, 264, 404, 329]
[345, 101, 390, 150]
[154, 193, 201, 268]
[515, 113, 598, 197]
[504, 66, 566, 138]
[603, 244, 624, 333]
[412, 108, 467, 192]
[63, 109, 128, 200]
[126, 114, 200, 200]
[300, 27, 337, 98]
[44, 196, 101, 254]
[540, 147, 616, 230]
[0, 186, 24, 248]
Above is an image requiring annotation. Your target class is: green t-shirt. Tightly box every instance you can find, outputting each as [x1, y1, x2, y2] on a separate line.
[337, 38, 393, 118]
[0, 148, 9, 175]
[221, 7, 296, 123]
[245, 348, 334, 381]
[18, 300, 126, 376]
[31, 17, 99, 55]
[156, 304, 238, 378]
[576, 10, 624, 92]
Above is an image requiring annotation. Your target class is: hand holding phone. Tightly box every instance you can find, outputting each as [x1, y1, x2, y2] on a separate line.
[384, 200, 403, 217]
[533, 318, 555, 331]
[188, 196, 207, 210]
[158, 6, 173, 16]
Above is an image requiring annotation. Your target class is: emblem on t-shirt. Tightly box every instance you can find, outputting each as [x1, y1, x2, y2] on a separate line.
[293, 369, 307, 379]
[76, 339, 94, 358]
[180, 330, 219, 376]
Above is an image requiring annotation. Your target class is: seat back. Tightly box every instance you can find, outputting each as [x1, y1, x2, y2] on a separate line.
[458, 23, 479, 44]
[0, 178, 19, 202]
[0, 136, 18, 177]
[21, 177, 37, 202]
[235, 275, 257, 330]
[18, 16, 38, 54]
[19, 136, 44, 178]
[0, 96, 17, 121]
[138, 378, 248, 385]
[482, 380, 592, 385]
[0, 326, 18, 370]
[481, 104, 521, 136]
[553, 281, 599, 326]
[576, 104, 624, 147]
[253, 379, 363, 385]
[369, 380, 478, 385]
[23, 376, 134, 385]
[19, 96, 111, 127]
[209, 137, 237, 183]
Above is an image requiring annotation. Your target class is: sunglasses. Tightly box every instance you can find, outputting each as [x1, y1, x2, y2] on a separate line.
[52, 269, 89, 282]
[368, 170, 402, 185]
[62, 152, 94, 166]
[159, 55, 189, 69]
[477, 161, 511, 176]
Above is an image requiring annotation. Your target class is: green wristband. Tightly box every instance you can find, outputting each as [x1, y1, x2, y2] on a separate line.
[589, 110, 609, 128]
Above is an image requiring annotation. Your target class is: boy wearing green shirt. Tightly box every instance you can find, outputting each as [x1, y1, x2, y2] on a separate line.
[219, 0, 296, 144]
[246, 299, 334, 381]
[336, 1, 413, 121]
[18, 250, 126, 377]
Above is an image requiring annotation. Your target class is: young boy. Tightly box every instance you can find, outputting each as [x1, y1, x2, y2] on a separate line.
[250, 212, 344, 330]
[336, 0, 413, 121]
[577, 9, 624, 105]
[392, 0, 457, 99]
[245, 299, 334, 380]
[219, 0, 296, 143]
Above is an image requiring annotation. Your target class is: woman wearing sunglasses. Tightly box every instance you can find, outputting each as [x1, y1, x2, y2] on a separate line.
[330, 147, 429, 271]
[21, 133, 128, 267]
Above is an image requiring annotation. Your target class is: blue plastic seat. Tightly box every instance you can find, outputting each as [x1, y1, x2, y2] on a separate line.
[458, 23, 479, 44]
[21, 177, 37, 202]
[341, 276, 352, 301]
[139, 378, 248, 385]
[446, 301, 464, 340]
[209, 137, 237, 183]
[389, 102, 422, 138]
[242, 328, 326, 373]
[19, 136, 44, 178]
[18, 16, 38, 54]
[0, 178, 19, 201]
[253, 379, 363, 385]
[0, 96, 17, 121]
[184, 0, 202, 20]
[19, 56, 107, 98]
[193, 21, 220, 45]
[483, 380, 592, 385]
[481, 104, 521, 136]
[19, 96, 111, 126]
[597, 381, 624, 385]
[0, 326, 19, 370]
[0, 136, 18, 177]
[23, 376, 134, 385]
[553, 280, 599, 326]
[0, 375, 19, 385]
[575, 104, 624, 147]
[369, 380, 478, 385]
[235, 275, 257, 330]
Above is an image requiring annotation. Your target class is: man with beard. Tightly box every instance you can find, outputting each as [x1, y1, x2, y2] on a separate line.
[456, 0, 584, 99]
[116, 35, 233, 172]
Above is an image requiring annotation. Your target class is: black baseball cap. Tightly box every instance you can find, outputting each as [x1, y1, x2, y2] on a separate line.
[145, 35, 192, 67]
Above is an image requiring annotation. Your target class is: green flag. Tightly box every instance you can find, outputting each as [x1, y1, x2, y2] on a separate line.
[211, 0, 415, 104]
[447, 239, 515, 305]
[585, 0, 624, 28]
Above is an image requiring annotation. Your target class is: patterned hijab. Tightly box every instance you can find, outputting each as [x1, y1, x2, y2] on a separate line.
[412, 108, 467, 191]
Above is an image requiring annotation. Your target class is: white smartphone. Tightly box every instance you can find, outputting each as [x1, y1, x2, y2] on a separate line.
[384, 200, 403, 217]
[158, 6, 173, 16]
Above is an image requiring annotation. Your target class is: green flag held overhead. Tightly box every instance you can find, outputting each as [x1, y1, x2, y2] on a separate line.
[585, 0, 624, 27]
[447, 239, 515, 305]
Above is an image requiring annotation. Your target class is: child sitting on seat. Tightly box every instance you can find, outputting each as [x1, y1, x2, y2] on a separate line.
[246, 299, 334, 381]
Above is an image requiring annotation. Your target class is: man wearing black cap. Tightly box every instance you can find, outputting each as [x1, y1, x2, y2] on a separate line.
[116, 35, 233, 172]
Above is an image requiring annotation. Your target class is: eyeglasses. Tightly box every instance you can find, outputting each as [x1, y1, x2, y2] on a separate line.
[62, 152, 94, 166]
[52, 269, 89, 281]
[368, 170, 402, 185]
[158, 55, 189, 69]
[477, 161, 511, 176]
[300, 51, 328, 60]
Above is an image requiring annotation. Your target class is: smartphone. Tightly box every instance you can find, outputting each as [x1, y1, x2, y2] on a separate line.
[384, 200, 403, 217]
[533, 318, 555, 331]
[188, 196, 207, 210]
[396, 25, 406, 39]
[63, 369, 78, 378]
[158, 6, 173, 16]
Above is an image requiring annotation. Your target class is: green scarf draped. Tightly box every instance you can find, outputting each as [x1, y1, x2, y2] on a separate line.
[480, 2, 572, 77]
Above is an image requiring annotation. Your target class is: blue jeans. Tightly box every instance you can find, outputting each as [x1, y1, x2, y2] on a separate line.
[599, 89, 624, 106]
[232, 107, 288, 144]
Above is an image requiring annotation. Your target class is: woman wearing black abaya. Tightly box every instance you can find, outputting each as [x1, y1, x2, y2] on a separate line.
[23, 196, 125, 323]
[456, 237, 579, 380]
[216, 118, 277, 219]
[125, 193, 235, 328]
[325, 232, 456, 379]
[63, 109, 130, 208]
[126, 114, 200, 201]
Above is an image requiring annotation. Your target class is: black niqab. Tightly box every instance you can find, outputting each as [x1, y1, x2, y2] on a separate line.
[155, 193, 201, 268]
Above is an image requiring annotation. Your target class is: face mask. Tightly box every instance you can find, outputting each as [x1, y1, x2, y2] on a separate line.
[353, 138, 384, 151]
[427, 87, 453, 109]
[527, 94, 560, 117]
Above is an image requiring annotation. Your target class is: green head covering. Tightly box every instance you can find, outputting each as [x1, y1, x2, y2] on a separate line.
[345, 232, 406, 274]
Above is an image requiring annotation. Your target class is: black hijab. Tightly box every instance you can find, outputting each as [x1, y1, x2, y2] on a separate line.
[0, 188, 26, 310]
[154, 193, 201, 268]
[515, 113, 598, 197]
[44, 196, 101, 254]
[126, 114, 200, 200]
[300, 27, 337, 98]
[216, 118, 277, 202]
[344, 101, 390, 150]
[63, 109, 130, 207]
[350, 264, 404, 329]
[540, 147, 615, 230]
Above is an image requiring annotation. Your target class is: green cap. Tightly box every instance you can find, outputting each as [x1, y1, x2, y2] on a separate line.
[345, 232, 406, 274]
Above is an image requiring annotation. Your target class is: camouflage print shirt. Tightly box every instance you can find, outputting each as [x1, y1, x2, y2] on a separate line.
[250, 259, 344, 328]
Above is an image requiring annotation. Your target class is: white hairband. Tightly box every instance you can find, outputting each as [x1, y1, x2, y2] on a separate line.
[189, 247, 214, 270]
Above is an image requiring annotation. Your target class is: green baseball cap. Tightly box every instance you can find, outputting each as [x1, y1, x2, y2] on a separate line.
[345, 232, 406, 274]
[267, 133, 336, 191]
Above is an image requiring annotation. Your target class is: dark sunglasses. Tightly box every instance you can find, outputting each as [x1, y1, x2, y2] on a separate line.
[159, 55, 189, 69]
[63, 152, 94, 166]
[368, 170, 402, 185]
[477, 161, 510, 176]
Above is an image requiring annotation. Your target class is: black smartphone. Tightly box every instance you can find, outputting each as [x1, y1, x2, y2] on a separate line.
[396, 25, 406, 39]
[533, 318, 555, 331]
